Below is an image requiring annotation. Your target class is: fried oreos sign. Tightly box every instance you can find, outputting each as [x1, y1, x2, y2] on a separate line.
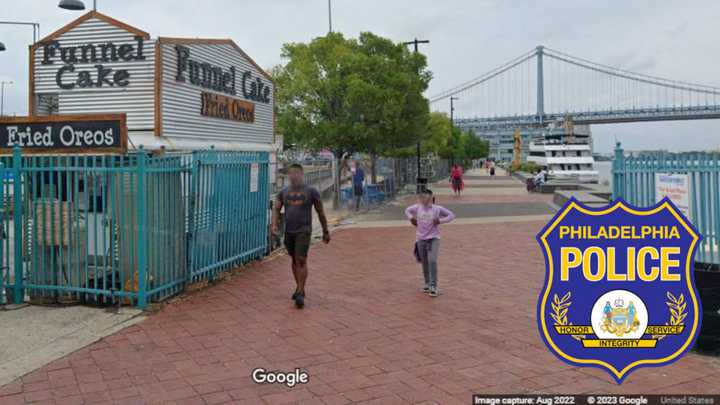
[0, 115, 127, 154]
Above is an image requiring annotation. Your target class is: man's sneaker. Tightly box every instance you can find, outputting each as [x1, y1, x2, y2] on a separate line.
[429, 286, 439, 297]
[422, 285, 431, 293]
[294, 292, 305, 309]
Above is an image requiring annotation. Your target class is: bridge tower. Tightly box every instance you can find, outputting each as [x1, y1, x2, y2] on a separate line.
[536, 45, 545, 125]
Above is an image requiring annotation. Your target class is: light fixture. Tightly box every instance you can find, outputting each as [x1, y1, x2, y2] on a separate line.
[0, 42, 6, 52]
[58, 0, 86, 10]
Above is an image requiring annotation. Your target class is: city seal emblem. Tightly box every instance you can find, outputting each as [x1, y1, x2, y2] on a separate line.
[536, 197, 702, 383]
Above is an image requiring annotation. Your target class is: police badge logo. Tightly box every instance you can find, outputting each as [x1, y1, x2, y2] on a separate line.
[536, 198, 702, 383]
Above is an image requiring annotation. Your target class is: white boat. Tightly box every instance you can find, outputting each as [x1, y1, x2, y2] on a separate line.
[527, 123, 599, 184]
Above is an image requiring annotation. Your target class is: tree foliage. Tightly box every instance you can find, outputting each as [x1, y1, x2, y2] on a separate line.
[272, 32, 431, 159]
[464, 130, 489, 160]
[424, 112, 453, 155]
[272, 33, 356, 158]
[434, 120, 489, 163]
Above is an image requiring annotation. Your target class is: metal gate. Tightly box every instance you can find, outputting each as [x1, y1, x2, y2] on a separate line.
[187, 150, 269, 282]
[0, 147, 270, 308]
[0, 155, 18, 306]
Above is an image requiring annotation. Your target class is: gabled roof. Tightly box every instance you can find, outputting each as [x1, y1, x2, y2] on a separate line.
[38, 10, 150, 44]
[157, 37, 273, 83]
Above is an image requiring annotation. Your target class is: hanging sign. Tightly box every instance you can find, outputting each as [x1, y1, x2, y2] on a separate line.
[0, 114, 128, 154]
[250, 163, 259, 192]
[655, 173, 691, 219]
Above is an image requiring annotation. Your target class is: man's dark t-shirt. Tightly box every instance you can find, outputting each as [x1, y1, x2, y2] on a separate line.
[278, 185, 321, 234]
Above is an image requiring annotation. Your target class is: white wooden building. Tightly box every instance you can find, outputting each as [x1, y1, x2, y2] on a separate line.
[29, 11, 277, 154]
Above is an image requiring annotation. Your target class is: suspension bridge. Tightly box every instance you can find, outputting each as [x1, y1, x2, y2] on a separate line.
[430, 46, 720, 130]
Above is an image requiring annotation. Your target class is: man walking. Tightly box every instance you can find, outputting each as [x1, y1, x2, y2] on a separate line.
[272, 164, 330, 309]
[352, 162, 366, 211]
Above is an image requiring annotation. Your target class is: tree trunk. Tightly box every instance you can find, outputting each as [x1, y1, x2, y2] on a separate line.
[370, 153, 378, 185]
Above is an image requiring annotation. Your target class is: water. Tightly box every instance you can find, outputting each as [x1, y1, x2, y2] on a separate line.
[596, 160, 612, 187]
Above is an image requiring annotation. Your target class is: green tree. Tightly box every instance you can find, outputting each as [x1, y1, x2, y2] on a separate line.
[386, 111, 453, 158]
[273, 33, 358, 209]
[350, 33, 431, 183]
[439, 127, 488, 166]
[463, 130, 489, 161]
[439, 126, 463, 161]
[424, 112, 453, 155]
[273, 32, 431, 207]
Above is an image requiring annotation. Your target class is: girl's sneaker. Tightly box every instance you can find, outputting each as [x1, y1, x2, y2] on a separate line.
[429, 286, 439, 297]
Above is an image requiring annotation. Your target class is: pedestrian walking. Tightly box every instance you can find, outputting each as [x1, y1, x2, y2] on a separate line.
[405, 189, 455, 297]
[489, 161, 496, 177]
[272, 163, 331, 309]
[352, 162, 366, 211]
[450, 164, 464, 197]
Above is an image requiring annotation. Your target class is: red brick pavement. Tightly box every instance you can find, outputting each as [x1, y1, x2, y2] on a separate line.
[1, 219, 719, 404]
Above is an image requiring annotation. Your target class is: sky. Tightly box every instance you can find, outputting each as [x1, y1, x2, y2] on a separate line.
[2, 0, 720, 153]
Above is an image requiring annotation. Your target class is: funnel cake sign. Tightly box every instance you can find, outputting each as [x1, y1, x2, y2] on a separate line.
[40, 37, 146, 89]
[174, 45, 271, 104]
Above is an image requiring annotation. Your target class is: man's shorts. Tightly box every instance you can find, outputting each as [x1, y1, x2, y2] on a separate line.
[284, 232, 311, 258]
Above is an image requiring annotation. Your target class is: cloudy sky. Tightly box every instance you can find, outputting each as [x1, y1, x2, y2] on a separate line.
[2, 0, 720, 153]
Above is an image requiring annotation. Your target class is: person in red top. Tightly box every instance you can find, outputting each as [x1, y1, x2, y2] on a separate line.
[450, 164, 464, 197]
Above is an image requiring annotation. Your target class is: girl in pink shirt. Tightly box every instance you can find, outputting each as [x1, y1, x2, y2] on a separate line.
[404, 189, 455, 297]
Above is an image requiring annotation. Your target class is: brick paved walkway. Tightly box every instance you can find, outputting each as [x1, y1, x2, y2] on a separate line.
[1, 173, 719, 404]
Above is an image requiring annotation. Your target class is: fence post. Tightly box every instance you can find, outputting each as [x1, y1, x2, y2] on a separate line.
[136, 147, 148, 309]
[612, 142, 624, 200]
[0, 161, 3, 305]
[12, 146, 23, 305]
[187, 151, 199, 281]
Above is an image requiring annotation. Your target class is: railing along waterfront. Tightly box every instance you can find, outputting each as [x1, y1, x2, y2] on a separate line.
[612, 143, 720, 265]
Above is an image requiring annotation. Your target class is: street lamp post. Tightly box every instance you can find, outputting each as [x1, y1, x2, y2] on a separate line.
[328, 0, 332, 33]
[450, 97, 459, 165]
[1, 81, 13, 116]
[403, 38, 430, 193]
[0, 21, 40, 44]
[0, 21, 40, 117]
[450, 96, 458, 126]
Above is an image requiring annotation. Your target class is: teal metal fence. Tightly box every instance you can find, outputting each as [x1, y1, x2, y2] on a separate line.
[0, 147, 269, 308]
[187, 150, 269, 283]
[612, 142, 720, 265]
